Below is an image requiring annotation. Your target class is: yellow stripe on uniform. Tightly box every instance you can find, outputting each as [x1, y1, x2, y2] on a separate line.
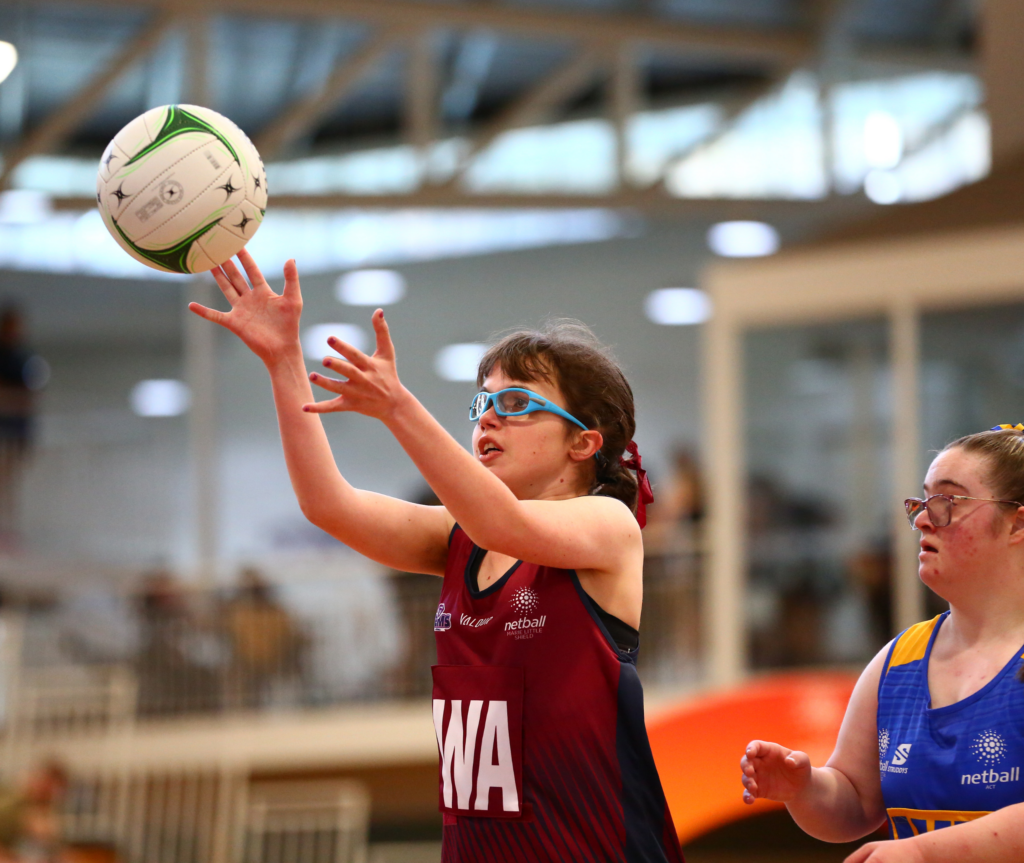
[885, 616, 944, 676]
[887, 807, 989, 836]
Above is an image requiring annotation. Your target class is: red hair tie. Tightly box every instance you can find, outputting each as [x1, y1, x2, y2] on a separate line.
[619, 440, 654, 528]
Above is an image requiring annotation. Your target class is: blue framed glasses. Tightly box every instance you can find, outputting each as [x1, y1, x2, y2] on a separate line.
[468, 388, 588, 431]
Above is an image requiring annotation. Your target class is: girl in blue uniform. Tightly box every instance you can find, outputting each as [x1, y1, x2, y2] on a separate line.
[740, 425, 1024, 862]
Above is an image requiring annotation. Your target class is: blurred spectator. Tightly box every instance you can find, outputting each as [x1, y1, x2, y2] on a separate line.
[847, 541, 893, 647]
[0, 759, 69, 862]
[0, 305, 42, 548]
[643, 446, 704, 555]
[134, 569, 221, 716]
[385, 487, 443, 697]
[747, 474, 837, 668]
[223, 568, 304, 709]
[635, 448, 705, 682]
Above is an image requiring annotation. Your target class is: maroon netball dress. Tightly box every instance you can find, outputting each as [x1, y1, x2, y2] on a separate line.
[432, 525, 685, 863]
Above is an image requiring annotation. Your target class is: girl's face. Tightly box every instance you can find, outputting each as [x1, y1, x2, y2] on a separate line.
[472, 365, 597, 500]
[916, 447, 1022, 596]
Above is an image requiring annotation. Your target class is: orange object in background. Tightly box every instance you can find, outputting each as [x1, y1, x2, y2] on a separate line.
[648, 672, 858, 846]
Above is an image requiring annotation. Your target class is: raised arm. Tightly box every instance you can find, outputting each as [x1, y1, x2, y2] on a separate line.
[188, 251, 452, 575]
[740, 644, 890, 843]
[306, 313, 639, 576]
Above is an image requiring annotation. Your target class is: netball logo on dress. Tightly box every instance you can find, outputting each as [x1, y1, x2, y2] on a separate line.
[510, 587, 538, 614]
[878, 729, 890, 759]
[434, 603, 452, 631]
[505, 587, 546, 640]
[971, 730, 1008, 766]
[963, 730, 1019, 788]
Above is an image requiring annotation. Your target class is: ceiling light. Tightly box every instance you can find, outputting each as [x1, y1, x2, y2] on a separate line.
[0, 42, 17, 87]
[0, 190, 52, 225]
[335, 269, 407, 306]
[645, 288, 711, 325]
[864, 169, 902, 205]
[301, 324, 369, 361]
[707, 221, 780, 257]
[863, 111, 903, 170]
[435, 343, 488, 382]
[130, 380, 191, 417]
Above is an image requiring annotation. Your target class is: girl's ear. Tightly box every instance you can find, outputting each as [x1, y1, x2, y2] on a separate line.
[569, 430, 603, 462]
[1009, 505, 1024, 539]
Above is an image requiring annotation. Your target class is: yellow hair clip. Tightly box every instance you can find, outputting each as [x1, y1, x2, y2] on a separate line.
[990, 423, 1024, 431]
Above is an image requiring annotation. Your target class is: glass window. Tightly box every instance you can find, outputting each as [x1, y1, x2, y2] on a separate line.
[743, 319, 892, 668]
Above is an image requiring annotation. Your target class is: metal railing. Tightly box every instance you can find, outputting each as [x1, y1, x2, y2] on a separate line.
[2, 546, 702, 729]
[0, 548, 699, 863]
[61, 771, 370, 863]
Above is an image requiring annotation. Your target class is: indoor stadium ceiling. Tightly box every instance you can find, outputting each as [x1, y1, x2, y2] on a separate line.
[0, 0, 980, 215]
[0, 0, 975, 154]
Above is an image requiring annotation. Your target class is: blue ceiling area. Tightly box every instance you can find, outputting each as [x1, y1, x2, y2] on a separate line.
[0, 0, 976, 157]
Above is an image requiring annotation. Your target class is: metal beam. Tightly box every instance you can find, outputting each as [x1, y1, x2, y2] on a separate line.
[183, 11, 209, 106]
[447, 46, 603, 183]
[56, 0, 814, 66]
[655, 79, 778, 185]
[610, 43, 642, 188]
[52, 189, 835, 217]
[255, 27, 404, 160]
[890, 299, 925, 633]
[0, 11, 177, 190]
[405, 31, 437, 164]
[856, 45, 976, 76]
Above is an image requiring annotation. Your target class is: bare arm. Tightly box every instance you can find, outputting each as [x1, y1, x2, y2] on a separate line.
[307, 312, 640, 576]
[843, 800, 1024, 862]
[189, 252, 452, 575]
[741, 644, 890, 843]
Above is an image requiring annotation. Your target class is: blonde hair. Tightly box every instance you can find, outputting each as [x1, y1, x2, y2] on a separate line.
[943, 428, 1024, 504]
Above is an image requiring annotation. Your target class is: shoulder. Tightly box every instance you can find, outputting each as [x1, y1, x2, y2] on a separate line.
[881, 614, 944, 680]
[565, 494, 641, 535]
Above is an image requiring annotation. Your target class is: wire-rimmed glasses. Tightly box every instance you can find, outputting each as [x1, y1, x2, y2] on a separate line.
[904, 493, 1024, 529]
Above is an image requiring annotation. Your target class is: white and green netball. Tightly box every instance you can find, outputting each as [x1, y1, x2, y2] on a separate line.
[96, 104, 267, 274]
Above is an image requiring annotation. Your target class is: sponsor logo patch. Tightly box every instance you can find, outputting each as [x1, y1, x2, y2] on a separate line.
[892, 743, 912, 766]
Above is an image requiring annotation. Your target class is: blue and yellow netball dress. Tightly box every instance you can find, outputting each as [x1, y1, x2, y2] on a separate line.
[877, 611, 1024, 839]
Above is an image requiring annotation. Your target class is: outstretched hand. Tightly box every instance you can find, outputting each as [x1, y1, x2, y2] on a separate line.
[305, 309, 405, 421]
[188, 249, 303, 367]
[740, 740, 813, 805]
[842, 839, 926, 863]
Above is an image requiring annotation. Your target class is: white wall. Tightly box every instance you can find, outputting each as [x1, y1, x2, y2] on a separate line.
[3, 219, 706, 574]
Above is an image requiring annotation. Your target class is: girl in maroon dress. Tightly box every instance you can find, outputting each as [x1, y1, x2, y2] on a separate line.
[191, 251, 684, 863]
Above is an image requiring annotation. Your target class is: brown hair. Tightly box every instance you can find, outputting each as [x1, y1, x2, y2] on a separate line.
[943, 428, 1024, 683]
[942, 428, 1024, 505]
[476, 320, 640, 512]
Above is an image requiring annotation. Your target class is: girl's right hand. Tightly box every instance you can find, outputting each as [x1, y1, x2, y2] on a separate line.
[740, 740, 813, 804]
[188, 249, 303, 367]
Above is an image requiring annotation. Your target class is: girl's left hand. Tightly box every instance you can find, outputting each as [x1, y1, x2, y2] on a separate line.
[305, 309, 405, 420]
[844, 839, 926, 863]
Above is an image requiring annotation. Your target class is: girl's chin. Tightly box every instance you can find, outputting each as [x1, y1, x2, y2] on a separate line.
[919, 568, 951, 599]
